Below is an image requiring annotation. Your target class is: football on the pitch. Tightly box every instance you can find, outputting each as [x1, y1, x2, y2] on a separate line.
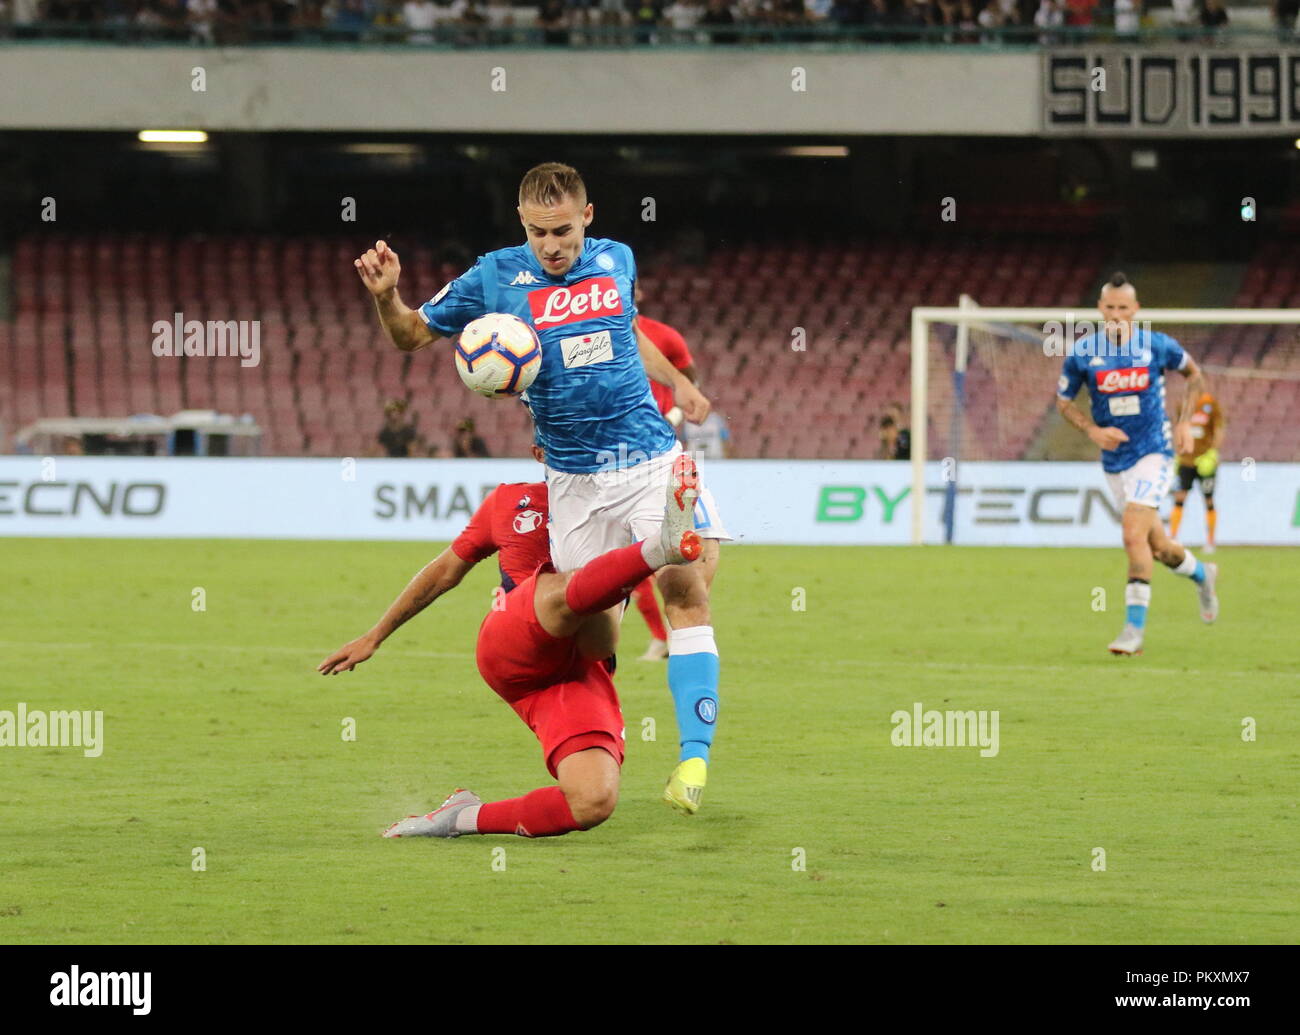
[454, 313, 542, 398]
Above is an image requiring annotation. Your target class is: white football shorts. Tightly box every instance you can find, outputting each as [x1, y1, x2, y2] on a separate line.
[546, 442, 731, 572]
[1105, 452, 1174, 510]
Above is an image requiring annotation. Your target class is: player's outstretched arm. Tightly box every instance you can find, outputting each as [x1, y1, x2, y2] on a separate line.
[635, 321, 710, 423]
[1055, 395, 1129, 451]
[354, 239, 439, 353]
[317, 547, 476, 675]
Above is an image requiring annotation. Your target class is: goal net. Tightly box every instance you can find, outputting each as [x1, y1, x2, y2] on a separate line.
[909, 301, 1300, 545]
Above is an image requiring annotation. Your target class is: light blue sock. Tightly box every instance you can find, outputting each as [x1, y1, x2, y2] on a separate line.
[1174, 551, 1206, 584]
[667, 626, 719, 764]
[1126, 580, 1150, 629]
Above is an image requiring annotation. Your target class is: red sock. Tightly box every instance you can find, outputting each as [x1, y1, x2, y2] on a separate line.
[632, 577, 668, 641]
[564, 542, 654, 616]
[476, 786, 581, 838]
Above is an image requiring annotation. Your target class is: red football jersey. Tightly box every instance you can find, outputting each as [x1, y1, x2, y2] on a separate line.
[638, 315, 694, 416]
[451, 482, 550, 592]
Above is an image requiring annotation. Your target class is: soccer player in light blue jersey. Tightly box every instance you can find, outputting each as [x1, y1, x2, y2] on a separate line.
[354, 163, 728, 814]
[1055, 272, 1219, 656]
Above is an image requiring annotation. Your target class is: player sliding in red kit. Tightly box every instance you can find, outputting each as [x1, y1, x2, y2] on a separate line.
[318, 454, 702, 839]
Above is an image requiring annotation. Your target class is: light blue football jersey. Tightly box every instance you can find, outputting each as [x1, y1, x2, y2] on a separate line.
[1057, 328, 1189, 474]
[419, 237, 676, 474]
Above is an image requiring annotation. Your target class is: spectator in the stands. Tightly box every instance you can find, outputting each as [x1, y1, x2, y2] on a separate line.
[939, 0, 969, 39]
[1201, 0, 1227, 33]
[955, 0, 978, 41]
[402, 0, 440, 40]
[631, 0, 660, 41]
[485, 0, 513, 25]
[215, 0, 250, 43]
[1033, 0, 1063, 41]
[103, 0, 134, 33]
[898, 0, 933, 39]
[296, 0, 328, 35]
[372, 0, 404, 37]
[862, 0, 892, 39]
[662, 0, 702, 32]
[266, 0, 296, 40]
[1113, 0, 1139, 36]
[1169, 0, 1196, 38]
[699, 0, 738, 41]
[330, 0, 372, 37]
[144, 0, 188, 40]
[537, 0, 569, 42]
[453, 0, 487, 23]
[378, 399, 418, 458]
[449, 0, 487, 41]
[772, 0, 808, 26]
[1063, 0, 1094, 28]
[1274, 0, 1298, 41]
[595, 0, 623, 30]
[878, 402, 911, 460]
[131, 0, 156, 29]
[8, 0, 42, 39]
[806, 0, 834, 24]
[830, 0, 865, 25]
[976, 0, 1004, 39]
[187, 0, 218, 41]
[451, 417, 491, 458]
[993, 0, 1019, 24]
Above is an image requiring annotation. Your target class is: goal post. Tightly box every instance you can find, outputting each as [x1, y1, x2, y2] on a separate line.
[909, 306, 1300, 546]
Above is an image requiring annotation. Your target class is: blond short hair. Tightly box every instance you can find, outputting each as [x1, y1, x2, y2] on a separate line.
[518, 162, 587, 209]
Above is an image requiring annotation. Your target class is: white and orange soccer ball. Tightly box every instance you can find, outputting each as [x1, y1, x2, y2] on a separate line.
[454, 313, 542, 398]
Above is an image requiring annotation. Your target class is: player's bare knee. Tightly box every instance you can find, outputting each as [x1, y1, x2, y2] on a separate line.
[566, 785, 618, 829]
[1155, 543, 1182, 567]
[658, 565, 710, 615]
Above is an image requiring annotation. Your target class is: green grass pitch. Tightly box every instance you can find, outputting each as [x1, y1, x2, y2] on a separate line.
[1, 538, 1296, 944]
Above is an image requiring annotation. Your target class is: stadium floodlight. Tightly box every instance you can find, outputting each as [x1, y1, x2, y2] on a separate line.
[910, 304, 1300, 545]
[137, 130, 208, 143]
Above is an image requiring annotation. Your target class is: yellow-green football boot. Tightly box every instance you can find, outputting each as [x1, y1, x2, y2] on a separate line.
[663, 758, 708, 815]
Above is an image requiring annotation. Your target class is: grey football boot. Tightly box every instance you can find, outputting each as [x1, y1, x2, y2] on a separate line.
[1107, 624, 1145, 656]
[383, 789, 481, 838]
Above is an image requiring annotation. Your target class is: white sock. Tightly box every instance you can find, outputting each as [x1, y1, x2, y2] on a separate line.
[641, 537, 666, 571]
[668, 625, 718, 656]
[1173, 551, 1199, 577]
[1125, 581, 1151, 608]
[455, 805, 481, 834]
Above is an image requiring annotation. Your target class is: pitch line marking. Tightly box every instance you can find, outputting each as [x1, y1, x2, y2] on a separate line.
[3, 641, 1293, 680]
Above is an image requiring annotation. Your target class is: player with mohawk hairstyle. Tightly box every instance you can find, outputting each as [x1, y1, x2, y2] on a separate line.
[1054, 272, 1219, 656]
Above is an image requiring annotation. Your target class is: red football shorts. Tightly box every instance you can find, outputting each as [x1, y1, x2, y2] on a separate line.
[475, 573, 625, 778]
